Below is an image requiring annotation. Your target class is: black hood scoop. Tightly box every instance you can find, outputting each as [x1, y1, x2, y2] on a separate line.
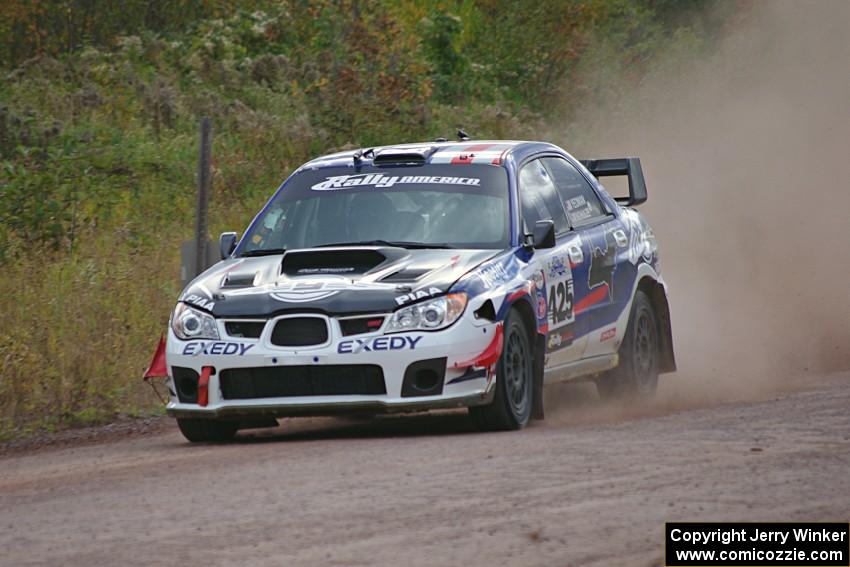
[281, 249, 390, 277]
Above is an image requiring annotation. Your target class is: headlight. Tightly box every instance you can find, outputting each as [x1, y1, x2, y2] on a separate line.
[171, 303, 219, 340]
[386, 293, 467, 332]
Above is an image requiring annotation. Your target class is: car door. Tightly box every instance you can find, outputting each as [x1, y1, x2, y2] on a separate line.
[541, 156, 628, 359]
[517, 158, 588, 369]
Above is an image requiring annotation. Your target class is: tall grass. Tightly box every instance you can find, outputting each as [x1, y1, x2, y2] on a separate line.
[0, 238, 178, 436]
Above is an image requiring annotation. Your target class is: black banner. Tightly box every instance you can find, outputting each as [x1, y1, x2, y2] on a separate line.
[666, 522, 849, 566]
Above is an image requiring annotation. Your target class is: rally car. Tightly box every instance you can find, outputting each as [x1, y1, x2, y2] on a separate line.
[147, 140, 675, 442]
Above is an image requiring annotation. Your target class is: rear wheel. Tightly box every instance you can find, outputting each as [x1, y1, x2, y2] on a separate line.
[596, 290, 659, 400]
[470, 309, 533, 431]
[177, 418, 238, 443]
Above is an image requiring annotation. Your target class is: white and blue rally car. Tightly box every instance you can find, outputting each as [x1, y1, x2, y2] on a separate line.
[152, 140, 675, 442]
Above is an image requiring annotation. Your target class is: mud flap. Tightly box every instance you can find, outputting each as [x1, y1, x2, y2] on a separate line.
[531, 334, 545, 420]
[647, 282, 676, 374]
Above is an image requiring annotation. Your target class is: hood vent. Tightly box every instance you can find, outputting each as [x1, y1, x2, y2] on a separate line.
[380, 268, 431, 282]
[281, 249, 387, 277]
[222, 272, 257, 288]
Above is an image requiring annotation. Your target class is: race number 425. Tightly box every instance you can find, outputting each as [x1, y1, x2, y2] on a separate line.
[548, 280, 574, 325]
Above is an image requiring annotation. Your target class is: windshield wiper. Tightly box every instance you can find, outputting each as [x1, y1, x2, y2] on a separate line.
[317, 240, 454, 249]
[239, 248, 287, 257]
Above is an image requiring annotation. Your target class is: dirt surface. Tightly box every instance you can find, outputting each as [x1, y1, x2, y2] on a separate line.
[1, 372, 848, 567]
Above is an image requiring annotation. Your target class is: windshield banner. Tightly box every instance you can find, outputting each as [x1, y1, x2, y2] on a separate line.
[311, 173, 481, 191]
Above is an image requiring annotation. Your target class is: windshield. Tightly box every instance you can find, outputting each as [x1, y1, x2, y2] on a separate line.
[239, 164, 510, 253]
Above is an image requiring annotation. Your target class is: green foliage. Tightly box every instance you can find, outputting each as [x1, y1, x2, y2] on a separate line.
[0, 0, 729, 437]
[0, 0, 270, 69]
[420, 12, 469, 102]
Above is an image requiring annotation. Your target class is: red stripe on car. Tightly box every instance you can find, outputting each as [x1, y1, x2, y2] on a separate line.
[574, 285, 609, 314]
[450, 143, 495, 164]
[453, 323, 504, 369]
[507, 288, 528, 302]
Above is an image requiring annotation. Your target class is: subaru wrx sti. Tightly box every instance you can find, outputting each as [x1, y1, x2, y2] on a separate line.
[152, 141, 676, 442]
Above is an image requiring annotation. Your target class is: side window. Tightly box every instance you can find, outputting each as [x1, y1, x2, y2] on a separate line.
[543, 157, 607, 226]
[518, 159, 569, 234]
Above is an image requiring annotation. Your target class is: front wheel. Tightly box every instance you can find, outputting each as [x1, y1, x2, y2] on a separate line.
[177, 418, 238, 443]
[469, 309, 533, 431]
[596, 290, 659, 400]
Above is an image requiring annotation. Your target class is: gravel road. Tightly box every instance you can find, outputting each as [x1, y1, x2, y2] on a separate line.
[1, 372, 848, 567]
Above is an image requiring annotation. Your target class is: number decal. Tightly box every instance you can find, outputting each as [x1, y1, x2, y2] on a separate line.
[545, 250, 575, 331]
[541, 246, 579, 355]
[548, 280, 574, 326]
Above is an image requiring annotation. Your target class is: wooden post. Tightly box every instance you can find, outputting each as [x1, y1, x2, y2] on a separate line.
[194, 117, 212, 278]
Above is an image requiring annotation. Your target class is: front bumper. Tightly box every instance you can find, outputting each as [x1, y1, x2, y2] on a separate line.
[164, 313, 499, 419]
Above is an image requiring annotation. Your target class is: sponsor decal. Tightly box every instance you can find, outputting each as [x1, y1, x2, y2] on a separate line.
[184, 294, 215, 311]
[297, 267, 356, 275]
[337, 335, 422, 354]
[531, 269, 545, 291]
[600, 328, 617, 342]
[395, 286, 442, 306]
[311, 174, 481, 191]
[537, 294, 547, 318]
[566, 195, 586, 210]
[546, 329, 574, 352]
[476, 262, 510, 288]
[547, 255, 569, 279]
[182, 342, 255, 356]
[565, 195, 594, 224]
[622, 209, 657, 265]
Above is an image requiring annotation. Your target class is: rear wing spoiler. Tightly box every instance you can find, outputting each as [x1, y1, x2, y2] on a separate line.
[579, 157, 647, 207]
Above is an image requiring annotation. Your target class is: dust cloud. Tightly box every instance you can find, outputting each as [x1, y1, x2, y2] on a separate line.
[557, 0, 850, 407]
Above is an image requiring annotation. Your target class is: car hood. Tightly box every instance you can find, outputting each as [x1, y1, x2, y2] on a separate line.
[180, 247, 500, 318]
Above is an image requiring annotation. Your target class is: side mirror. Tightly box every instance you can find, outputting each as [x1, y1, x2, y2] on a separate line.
[219, 232, 238, 259]
[532, 220, 556, 249]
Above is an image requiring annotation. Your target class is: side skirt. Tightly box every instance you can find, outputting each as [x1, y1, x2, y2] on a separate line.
[543, 354, 619, 385]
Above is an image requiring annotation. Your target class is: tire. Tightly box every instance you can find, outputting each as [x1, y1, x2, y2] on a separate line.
[596, 290, 659, 400]
[176, 418, 238, 443]
[469, 309, 534, 431]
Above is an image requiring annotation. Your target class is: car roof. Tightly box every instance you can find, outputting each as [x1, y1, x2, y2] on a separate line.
[298, 140, 566, 171]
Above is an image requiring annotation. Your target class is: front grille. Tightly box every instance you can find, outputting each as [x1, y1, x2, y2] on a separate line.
[339, 316, 385, 336]
[271, 317, 328, 346]
[219, 365, 386, 399]
[225, 321, 265, 338]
